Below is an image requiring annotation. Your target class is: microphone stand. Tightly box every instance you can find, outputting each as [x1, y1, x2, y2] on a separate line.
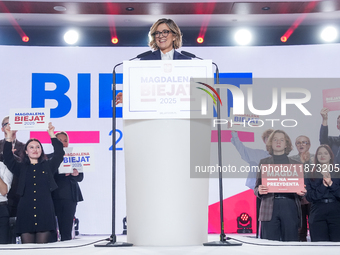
[181, 51, 242, 246]
[95, 51, 152, 248]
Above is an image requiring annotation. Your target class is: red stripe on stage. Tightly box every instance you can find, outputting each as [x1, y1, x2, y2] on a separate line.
[30, 131, 100, 143]
[211, 130, 254, 142]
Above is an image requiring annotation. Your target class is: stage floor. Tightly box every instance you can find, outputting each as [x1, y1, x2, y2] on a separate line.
[0, 234, 339, 255]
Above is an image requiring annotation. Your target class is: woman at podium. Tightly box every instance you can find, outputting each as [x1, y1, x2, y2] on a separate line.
[115, 18, 190, 104]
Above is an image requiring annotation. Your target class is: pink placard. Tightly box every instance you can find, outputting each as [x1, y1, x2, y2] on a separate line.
[323, 88, 340, 111]
[261, 164, 304, 193]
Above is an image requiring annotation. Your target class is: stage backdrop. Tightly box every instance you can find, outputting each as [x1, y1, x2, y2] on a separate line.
[0, 44, 339, 234]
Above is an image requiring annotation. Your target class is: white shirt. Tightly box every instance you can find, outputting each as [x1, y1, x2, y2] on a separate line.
[161, 49, 174, 60]
[0, 161, 13, 202]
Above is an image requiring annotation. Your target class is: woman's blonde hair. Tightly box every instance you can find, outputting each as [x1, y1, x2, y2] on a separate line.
[148, 18, 183, 50]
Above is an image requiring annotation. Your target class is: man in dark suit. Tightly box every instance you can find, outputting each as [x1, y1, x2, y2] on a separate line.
[115, 18, 190, 104]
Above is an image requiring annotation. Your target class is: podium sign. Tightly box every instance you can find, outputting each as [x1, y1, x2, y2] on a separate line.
[123, 60, 213, 119]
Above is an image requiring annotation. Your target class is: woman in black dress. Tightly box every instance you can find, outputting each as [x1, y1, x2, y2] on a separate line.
[3, 122, 64, 243]
[305, 144, 340, 241]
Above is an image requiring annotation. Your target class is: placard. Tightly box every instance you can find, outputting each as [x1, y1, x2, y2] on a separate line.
[9, 108, 50, 130]
[228, 107, 263, 131]
[323, 88, 340, 111]
[123, 60, 213, 119]
[261, 164, 304, 193]
[58, 146, 95, 174]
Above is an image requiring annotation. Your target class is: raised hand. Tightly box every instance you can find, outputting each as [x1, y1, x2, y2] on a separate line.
[320, 107, 329, 126]
[4, 124, 14, 142]
[47, 122, 56, 138]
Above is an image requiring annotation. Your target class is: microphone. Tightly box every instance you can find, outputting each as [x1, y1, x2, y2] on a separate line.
[181, 51, 203, 60]
[181, 51, 219, 82]
[136, 50, 152, 59]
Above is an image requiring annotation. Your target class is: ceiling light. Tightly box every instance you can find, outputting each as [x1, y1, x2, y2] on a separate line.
[262, 6, 270, 10]
[126, 7, 134, 11]
[54, 6, 67, 12]
[64, 30, 79, 45]
[320, 26, 338, 42]
[234, 29, 252, 45]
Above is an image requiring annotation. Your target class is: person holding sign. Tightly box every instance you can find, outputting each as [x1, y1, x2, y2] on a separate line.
[254, 130, 306, 241]
[3, 122, 64, 244]
[52, 131, 83, 241]
[115, 18, 190, 105]
[305, 144, 340, 242]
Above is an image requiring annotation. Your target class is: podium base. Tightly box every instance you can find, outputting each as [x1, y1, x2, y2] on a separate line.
[94, 241, 133, 247]
[203, 240, 242, 246]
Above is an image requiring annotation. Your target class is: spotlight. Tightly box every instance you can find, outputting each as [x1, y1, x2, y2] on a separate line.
[320, 26, 338, 42]
[281, 36, 287, 43]
[64, 30, 79, 45]
[197, 37, 204, 44]
[237, 212, 252, 233]
[111, 37, 119, 44]
[234, 29, 252, 45]
[22, 36, 29, 42]
[126, 7, 134, 11]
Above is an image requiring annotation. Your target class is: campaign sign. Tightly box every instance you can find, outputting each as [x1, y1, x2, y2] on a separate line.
[58, 147, 95, 174]
[123, 60, 213, 119]
[229, 107, 262, 131]
[323, 88, 340, 111]
[261, 164, 304, 193]
[9, 108, 50, 130]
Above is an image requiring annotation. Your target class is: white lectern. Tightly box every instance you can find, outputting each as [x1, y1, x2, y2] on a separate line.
[123, 60, 213, 246]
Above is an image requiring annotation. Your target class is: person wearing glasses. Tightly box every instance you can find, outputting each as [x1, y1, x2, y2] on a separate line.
[0, 116, 25, 243]
[115, 18, 190, 105]
[289, 135, 314, 242]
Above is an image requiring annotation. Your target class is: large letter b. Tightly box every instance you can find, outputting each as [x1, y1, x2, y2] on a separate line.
[32, 73, 71, 118]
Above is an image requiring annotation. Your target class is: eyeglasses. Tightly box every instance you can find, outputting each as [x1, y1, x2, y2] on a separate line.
[296, 141, 309, 145]
[153, 30, 171, 38]
[1, 122, 8, 128]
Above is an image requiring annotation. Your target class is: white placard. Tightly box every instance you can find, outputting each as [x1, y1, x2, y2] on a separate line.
[123, 60, 213, 119]
[58, 147, 95, 174]
[228, 107, 263, 132]
[9, 108, 50, 130]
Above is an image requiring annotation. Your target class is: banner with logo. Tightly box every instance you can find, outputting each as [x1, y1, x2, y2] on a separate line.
[59, 146, 95, 174]
[9, 108, 49, 130]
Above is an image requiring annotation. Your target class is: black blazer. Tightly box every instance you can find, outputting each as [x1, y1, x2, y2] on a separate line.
[3, 138, 65, 196]
[141, 49, 191, 60]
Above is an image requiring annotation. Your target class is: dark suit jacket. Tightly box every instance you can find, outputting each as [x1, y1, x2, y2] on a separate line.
[254, 156, 302, 222]
[0, 138, 25, 162]
[140, 49, 191, 60]
[319, 125, 340, 164]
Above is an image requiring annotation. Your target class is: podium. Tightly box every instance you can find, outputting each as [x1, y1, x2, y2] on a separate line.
[123, 60, 213, 246]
